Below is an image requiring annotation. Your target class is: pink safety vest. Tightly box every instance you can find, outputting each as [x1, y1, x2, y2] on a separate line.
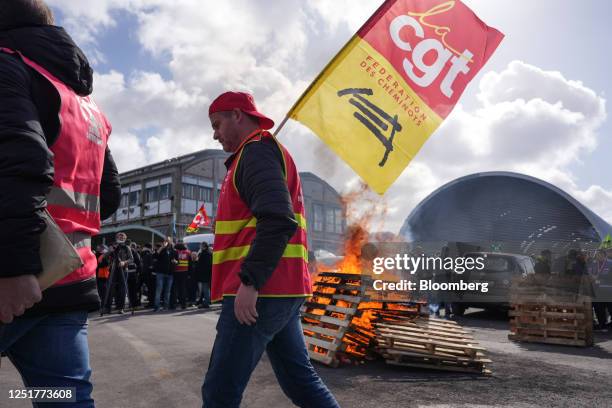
[1, 47, 111, 287]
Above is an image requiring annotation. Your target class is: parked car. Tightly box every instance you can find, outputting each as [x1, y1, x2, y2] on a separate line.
[183, 233, 214, 252]
[451, 252, 535, 316]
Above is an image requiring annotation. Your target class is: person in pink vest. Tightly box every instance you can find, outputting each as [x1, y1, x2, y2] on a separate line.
[0, 1, 121, 406]
[201, 91, 339, 408]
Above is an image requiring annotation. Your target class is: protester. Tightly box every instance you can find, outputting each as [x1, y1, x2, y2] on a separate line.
[172, 241, 191, 310]
[590, 249, 612, 330]
[202, 91, 338, 407]
[128, 241, 142, 307]
[140, 243, 156, 308]
[196, 242, 213, 308]
[103, 232, 136, 315]
[96, 245, 111, 305]
[534, 249, 552, 276]
[187, 250, 200, 306]
[154, 237, 177, 311]
[0, 1, 121, 404]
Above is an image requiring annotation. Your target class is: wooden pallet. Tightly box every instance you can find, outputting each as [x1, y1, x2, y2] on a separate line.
[508, 285, 593, 347]
[375, 317, 491, 375]
[302, 272, 366, 367]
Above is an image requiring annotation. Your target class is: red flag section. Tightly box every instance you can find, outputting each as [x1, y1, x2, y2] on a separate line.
[186, 205, 210, 233]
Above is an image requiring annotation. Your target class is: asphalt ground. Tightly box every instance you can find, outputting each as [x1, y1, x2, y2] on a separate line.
[1, 307, 611, 408]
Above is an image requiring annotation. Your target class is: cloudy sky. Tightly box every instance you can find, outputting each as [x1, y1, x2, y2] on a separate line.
[47, 0, 612, 233]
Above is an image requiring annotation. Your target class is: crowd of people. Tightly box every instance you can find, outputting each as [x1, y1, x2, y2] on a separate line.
[95, 232, 213, 315]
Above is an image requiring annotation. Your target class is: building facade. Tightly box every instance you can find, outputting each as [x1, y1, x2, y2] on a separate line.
[98, 150, 346, 254]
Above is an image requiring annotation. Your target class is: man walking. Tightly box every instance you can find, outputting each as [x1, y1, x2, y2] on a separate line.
[202, 91, 339, 407]
[0, 1, 121, 405]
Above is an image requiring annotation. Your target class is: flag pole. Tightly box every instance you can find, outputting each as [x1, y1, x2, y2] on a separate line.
[273, 116, 290, 138]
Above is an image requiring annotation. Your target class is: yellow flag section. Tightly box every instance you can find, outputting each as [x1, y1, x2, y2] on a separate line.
[289, 36, 442, 194]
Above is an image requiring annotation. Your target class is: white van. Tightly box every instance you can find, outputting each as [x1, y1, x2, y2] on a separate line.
[183, 233, 215, 252]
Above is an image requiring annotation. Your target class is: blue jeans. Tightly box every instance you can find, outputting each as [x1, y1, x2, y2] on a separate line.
[0, 311, 94, 407]
[154, 273, 173, 309]
[202, 297, 339, 408]
[198, 282, 211, 306]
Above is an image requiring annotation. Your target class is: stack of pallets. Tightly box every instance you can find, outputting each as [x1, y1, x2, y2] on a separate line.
[508, 294, 593, 346]
[342, 299, 427, 361]
[302, 271, 492, 374]
[302, 272, 426, 366]
[375, 317, 492, 375]
[302, 272, 367, 367]
[508, 277, 593, 347]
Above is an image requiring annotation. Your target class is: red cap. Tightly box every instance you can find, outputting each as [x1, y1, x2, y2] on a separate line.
[209, 91, 274, 130]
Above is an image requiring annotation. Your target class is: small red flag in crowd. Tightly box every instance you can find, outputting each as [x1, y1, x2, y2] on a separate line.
[186, 205, 210, 233]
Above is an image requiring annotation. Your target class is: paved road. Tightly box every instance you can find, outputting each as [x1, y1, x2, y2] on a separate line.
[1, 308, 612, 407]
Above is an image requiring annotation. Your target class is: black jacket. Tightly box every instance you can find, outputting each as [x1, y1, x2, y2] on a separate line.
[156, 246, 178, 275]
[0, 25, 121, 316]
[196, 249, 213, 284]
[228, 137, 299, 290]
[141, 248, 155, 276]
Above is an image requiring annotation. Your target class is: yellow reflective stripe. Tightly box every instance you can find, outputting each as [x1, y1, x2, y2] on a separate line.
[294, 213, 307, 230]
[213, 245, 251, 265]
[215, 217, 257, 235]
[216, 213, 306, 235]
[283, 243, 308, 261]
[213, 244, 308, 265]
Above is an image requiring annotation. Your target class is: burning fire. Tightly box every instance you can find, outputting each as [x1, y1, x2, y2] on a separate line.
[351, 309, 377, 330]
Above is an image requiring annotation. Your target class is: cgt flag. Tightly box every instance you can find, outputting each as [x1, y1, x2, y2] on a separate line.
[186, 205, 211, 233]
[288, 0, 503, 194]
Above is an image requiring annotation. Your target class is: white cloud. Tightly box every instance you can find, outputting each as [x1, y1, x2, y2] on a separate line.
[382, 61, 608, 233]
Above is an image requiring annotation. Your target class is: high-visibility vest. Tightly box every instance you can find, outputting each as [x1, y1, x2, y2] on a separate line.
[97, 254, 110, 279]
[211, 130, 312, 302]
[176, 249, 191, 272]
[0, 48, 110, 287]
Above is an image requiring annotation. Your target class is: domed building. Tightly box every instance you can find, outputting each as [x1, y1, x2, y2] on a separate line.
[400, 172, 612, 257]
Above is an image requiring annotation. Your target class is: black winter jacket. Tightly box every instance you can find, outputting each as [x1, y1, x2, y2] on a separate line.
[0, 25, 121, 316]
[196, 249, 212, 284]
[155, 246, 178, 275]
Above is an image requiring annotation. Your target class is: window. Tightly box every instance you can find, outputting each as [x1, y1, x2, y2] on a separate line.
[199, 186, 212, 202]
[159, 183, 171, 200]
[145, 186, 158, 203]
[129, 190, 140, 207]
[334, 208, 343, 233]
[313, 204, 323, 232]
[120, 192, 129, 208]
[182, 183, 196, 199]
[483, 256, 511, 272]
[325, 208, 334, 232]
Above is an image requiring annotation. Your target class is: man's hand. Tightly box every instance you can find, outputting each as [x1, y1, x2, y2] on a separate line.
[0, 275, 42, 324]
[234, 284, 259, 325]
